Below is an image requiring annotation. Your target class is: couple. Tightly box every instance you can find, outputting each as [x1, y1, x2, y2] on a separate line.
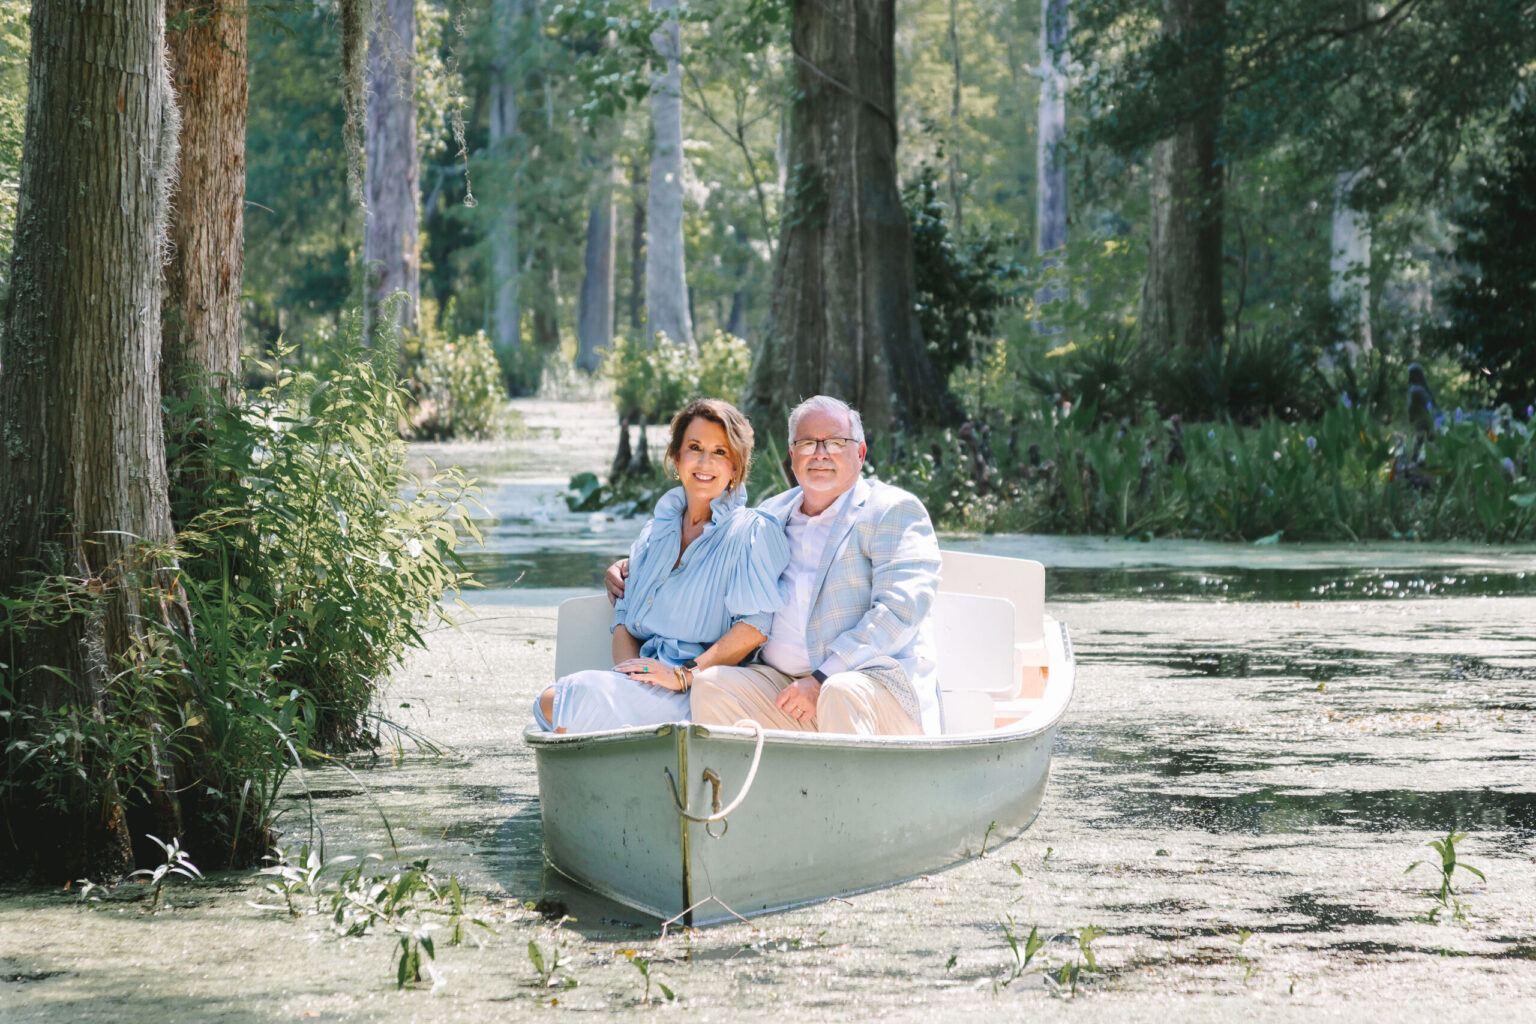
[532, 394, 943, 737]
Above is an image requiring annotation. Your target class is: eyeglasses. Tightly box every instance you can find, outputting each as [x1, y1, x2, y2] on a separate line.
[789, 436, 856, 455]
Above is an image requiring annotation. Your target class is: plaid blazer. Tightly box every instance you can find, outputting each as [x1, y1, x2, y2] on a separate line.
[759, 478, 942, 733]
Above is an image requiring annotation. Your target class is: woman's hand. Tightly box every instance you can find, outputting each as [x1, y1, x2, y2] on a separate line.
[614, 657, 684, 690]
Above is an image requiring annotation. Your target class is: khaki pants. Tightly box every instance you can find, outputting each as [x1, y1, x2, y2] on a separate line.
[691, 664, 920, 736]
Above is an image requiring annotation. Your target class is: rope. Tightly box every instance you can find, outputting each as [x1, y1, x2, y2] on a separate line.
[664, 719, 766, 829]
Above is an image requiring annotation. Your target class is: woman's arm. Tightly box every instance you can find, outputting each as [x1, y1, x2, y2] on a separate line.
[612, 625, 642, 665]
[695, 621, 767, 672]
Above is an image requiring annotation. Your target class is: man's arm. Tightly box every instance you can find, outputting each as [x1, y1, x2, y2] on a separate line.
[603, 558, 630, 604]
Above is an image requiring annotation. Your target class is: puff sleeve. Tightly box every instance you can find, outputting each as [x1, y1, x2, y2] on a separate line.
[722, 509, 790, 635]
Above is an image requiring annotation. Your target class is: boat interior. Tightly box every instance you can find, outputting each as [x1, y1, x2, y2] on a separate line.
[552, 549, 1070, 739]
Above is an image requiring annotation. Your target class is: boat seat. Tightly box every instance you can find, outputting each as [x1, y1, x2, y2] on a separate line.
[554, 594, 618, 678]
[933, 591, 1015, 735]
[939, 551, 1048, 699]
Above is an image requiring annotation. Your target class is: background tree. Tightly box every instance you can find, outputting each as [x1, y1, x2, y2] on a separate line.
[163, 0, 246, 402]
[644, 0, 693, 347]
[1138, 0, 1225, 355]
[366, 0, 422, 335]
[748, 0, 949, 430]
[1436, 103, 1536, 408]
[0, 0, 182, 879]
[576, 154, 618, 371]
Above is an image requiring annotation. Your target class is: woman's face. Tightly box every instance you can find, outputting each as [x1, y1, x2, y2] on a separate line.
[676, 416, 736, 507]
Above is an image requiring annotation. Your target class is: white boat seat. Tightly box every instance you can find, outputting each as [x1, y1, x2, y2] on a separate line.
[555, 594, 617, 678]
[939, 551, 1048, 698]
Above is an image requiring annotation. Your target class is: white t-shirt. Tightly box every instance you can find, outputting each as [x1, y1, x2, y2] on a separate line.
[760, 488, 855, 678]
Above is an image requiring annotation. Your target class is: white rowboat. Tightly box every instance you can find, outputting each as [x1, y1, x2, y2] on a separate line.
[524, 550, 1075, 926]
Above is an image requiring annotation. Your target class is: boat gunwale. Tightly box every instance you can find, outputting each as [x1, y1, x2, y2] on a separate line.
[524, 637, 1074, 754]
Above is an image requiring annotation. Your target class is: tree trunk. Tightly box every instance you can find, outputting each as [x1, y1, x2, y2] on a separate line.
[1329, 169, 1372, 359]
[163, 0, 246, 403]
[628, 155, 646, 336]
[489, 0, 523, 363]
[364, 0, 420, 338]
[1036, 0, 1068, 254]
[577, 158, 617, 372]
[947, 0, 964, 236]
[644, 0, 694, 347]
[747, 0, 949, 430]
[0, 0, 180, 881]
[1140, 0, 1224, 354]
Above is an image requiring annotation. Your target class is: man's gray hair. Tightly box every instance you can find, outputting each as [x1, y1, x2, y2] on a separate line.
[787, 395, 865, 445]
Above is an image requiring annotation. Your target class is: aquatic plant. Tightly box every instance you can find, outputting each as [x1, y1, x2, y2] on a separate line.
[1407, 830, 1486, 924]
[1052, 924, 1105, 997]
[129, 834, 202, 913]
[1232, 928, 1260, 985]
[628, 954, 676, 1003]
[998, 916, 1046, 987]
[528, 939, 578, 989]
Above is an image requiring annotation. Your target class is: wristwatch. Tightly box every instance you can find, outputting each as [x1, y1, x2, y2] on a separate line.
[681, 658, 699, 670]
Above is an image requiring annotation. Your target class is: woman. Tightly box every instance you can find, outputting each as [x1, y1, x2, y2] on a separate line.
[534, 398, 788, 733]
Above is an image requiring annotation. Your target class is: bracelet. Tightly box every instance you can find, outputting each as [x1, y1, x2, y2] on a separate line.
[674, 665, 693, 691]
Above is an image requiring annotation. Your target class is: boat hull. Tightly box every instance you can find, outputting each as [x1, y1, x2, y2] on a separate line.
[528, 621, 1073, 925]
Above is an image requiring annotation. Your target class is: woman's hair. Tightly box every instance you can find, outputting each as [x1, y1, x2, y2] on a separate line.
[664, 398, 755, 491]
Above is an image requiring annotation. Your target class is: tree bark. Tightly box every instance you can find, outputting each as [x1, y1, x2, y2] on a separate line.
[644, 0, 694, 347]
[1140, 0, 1225, 354]
[1036, 0, 1068, 254]
[1329, 168, 1372, 359]
[0, 0, 180, 880]
[747, 0, 949, 430]
[163, 0, 246, 403]
[365, 0, 420, 337]
[489, 0, 523, 362]
[577, 157, 617, 372]
[628, 155, 646, 336]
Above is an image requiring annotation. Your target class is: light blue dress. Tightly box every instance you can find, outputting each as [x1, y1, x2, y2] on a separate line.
[534, 486, 789, 733]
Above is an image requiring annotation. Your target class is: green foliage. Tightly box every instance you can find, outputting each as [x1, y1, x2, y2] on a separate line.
[904, 168, 1025, 383]
[129, 834, 203, 913]
[629, 954, 675, 1003]
[403, 303, 507, 440]
[528, 937, 578, 989]
[1407, 830, 1486, 925]
[603, 330, 751, 423]
[1436, 105, 1536, 408]
[171, 320, 480, 753]
[873, 397, 1536, 542]
[998, 916, 1045, 987]
[0, 4, 26, 284]
[1053, 924, 1105, 997]
[252, 848, 494, 988]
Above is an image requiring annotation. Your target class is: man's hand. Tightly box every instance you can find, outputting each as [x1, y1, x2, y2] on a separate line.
[775, 676, 821, 723]
[604, 558, 630, 604]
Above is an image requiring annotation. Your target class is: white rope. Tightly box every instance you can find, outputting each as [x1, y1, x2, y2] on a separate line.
[664, 719, 766, 825]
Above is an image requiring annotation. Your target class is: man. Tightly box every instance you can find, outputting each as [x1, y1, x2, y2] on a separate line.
[607, 395, 942, 735]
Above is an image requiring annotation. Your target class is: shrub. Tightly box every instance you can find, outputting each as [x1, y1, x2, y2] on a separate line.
[905, 168, 1025, 383]
[603, 330, 750, 424]
[1436, 105, 1536, 409]
[404, 323, 505, 440]
[171, 328, 479, 753]
[873, 398, 1536, 542]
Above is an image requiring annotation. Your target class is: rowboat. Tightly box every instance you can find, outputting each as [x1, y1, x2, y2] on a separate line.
[523, 550, 1075, 926]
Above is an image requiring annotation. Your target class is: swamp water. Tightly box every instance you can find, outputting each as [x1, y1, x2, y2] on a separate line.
[2, 396, 1534, 1022]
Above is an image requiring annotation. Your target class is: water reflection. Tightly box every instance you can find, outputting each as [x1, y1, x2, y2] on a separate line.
[1046, 566, 1536, 602]
[1085, 784, 1536, 842]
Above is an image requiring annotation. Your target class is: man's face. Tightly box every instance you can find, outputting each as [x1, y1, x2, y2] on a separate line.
[789, 407, 866, 505]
